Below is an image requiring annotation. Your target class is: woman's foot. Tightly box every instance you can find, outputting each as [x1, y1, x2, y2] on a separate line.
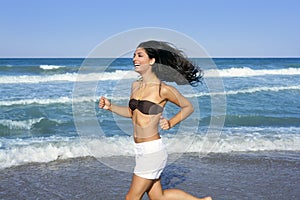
[200, 197, 212, 200]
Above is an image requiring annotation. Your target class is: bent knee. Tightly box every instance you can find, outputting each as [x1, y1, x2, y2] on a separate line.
[148, 196, 164, 200]
[125, 192, 142, 200]
[125, 193, 132, 200]
[125, 193, 134, 200]
[148, 192, 164, 200]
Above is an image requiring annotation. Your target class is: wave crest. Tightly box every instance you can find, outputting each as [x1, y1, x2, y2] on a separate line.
[0, 67, 299, 84]
[1, 132, 299, 169]
[0, 118, 44, 130]
[39, 65, 65, 70]
[205, 67, 300, 77]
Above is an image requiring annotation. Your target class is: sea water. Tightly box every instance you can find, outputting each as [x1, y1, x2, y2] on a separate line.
[0, 58, 300, 169]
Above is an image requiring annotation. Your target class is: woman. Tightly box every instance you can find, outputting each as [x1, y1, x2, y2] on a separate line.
[99, 40, 212, 200]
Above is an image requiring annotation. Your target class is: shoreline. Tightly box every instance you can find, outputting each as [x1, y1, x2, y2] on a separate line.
[1, 151, 299, 200]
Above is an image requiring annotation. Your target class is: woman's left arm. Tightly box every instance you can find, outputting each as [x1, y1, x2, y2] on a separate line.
[160, 84, 194, 130]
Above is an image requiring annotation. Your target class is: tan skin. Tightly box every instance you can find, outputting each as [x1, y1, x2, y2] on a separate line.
[99, 48, 212, 200]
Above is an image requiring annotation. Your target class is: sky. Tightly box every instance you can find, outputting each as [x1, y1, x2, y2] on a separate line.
[1, 0, 299, 58]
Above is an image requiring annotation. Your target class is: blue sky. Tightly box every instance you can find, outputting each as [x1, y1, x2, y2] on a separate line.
[1, 0, 299, 57]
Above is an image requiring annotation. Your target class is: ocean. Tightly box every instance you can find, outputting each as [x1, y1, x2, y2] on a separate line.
[0, 58, 299, 199]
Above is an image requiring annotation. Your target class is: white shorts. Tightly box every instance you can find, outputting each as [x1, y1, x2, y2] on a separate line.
[134, 139, 168, 180]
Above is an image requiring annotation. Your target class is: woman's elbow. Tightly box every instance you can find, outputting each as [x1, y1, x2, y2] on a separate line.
[185, 103, 194, 115]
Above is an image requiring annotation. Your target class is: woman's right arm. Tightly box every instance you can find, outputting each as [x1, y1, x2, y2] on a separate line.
[99, 96, 132, 118]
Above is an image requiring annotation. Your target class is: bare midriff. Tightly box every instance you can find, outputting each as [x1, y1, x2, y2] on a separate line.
[132, 110, 162, 143]
[134, 134, 161, 143]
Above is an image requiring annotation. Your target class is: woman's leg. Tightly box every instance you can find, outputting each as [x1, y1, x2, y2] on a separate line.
[147, 179, 212, 200]
[125, 174, 154, 200]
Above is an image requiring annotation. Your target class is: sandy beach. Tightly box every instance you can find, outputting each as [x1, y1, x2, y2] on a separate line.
[1, 152, 299, 200]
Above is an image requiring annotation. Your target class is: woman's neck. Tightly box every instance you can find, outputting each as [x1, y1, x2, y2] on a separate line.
[140, 72, 160, 84]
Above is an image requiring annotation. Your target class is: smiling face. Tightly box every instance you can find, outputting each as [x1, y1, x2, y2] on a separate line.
[133, 48, 155, 74]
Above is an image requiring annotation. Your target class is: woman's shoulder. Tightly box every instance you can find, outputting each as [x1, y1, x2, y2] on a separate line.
[160, 82, 180, 96]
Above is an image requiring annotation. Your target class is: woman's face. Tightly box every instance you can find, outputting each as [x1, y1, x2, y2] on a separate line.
[133, 48, 155, 74]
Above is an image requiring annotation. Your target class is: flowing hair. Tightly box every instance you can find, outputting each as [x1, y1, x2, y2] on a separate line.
[138, 40, 203, 86]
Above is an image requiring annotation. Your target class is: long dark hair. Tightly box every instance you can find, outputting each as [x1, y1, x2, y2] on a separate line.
[138, 40, 203, 86]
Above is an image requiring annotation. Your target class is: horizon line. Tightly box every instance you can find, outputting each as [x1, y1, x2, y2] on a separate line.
[1, 56, 300, 59]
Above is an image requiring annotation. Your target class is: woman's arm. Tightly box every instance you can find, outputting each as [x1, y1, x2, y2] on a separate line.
[159, 84, 194, 130]
[99, 96, 132, 118]
[99, 82, 139, 118]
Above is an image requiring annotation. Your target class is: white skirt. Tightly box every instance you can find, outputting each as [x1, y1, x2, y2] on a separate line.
[134, 139, 168, 180]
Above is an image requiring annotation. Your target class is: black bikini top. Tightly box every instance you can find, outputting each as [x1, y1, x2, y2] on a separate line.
[129, 99, 163, 115]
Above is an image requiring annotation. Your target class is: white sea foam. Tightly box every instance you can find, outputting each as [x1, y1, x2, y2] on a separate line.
[0, 73, 77, 84]
[0, 67, 299, 84]
[0, 70, 138, 84]
[0, 96, 95, 106]
[39, 65, 65, 70]
[226, 85, 300, 95]
[205, 67, 300, 77]
[0, 118, 44, 130]
[1, 131, 300, 169]
[189, 85, 300, 97]
[0, 136, 90, 169]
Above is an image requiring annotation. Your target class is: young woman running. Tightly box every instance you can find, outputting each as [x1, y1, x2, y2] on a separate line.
[99, 40, 212, 200]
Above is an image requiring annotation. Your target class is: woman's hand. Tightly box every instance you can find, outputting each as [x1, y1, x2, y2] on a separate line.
[99, 96, 111, 110]
[160, 116, 170, 130]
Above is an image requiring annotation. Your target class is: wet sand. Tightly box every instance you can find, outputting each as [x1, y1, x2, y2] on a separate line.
[0, 152, 299, 200]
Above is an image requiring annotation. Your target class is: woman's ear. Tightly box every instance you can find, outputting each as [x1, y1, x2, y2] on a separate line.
[150, 58, 155, 65]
